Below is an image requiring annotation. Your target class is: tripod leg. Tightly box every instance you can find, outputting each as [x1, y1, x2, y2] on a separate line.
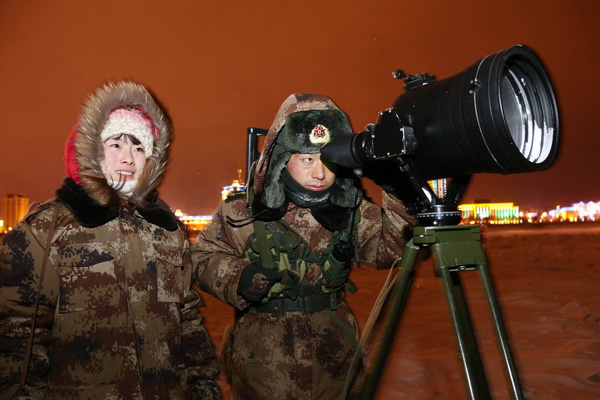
[360, 240, 420, 400]
[439, 267, 491, 400]
[479, 264, 524, 400]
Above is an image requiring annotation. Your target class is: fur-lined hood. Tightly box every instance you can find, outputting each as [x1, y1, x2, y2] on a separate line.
[66, 81, 171, 208]
[250, 93, 361, 231]
[253, 94, 342, 195]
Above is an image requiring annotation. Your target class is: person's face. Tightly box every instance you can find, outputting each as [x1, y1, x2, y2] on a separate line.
[103, 135, 146, 182]
[286, 153, 336, 191]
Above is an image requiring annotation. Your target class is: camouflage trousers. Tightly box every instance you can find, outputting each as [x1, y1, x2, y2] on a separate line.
[225, 301, 365, 400]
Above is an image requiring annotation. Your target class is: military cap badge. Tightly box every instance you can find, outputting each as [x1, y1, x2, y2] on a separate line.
[309, 124, 330, 144]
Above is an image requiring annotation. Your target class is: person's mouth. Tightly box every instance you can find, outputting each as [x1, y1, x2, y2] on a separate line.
[116, 170, 135, 180]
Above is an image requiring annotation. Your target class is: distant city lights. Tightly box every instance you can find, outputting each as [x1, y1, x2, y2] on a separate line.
[221, 168, 246, 200]
[1, 173, 599, 236]
[544, 201, 600, 223]
[459, 201, 600, 225]
[174, 210, 213, 231]
[173, 169, 246, 233]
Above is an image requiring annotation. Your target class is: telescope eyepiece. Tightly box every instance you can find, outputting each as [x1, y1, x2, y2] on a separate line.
[320, 132, 368, 169]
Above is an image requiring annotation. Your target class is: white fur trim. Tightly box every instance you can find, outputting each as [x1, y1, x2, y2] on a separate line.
[108, 179, 138, 196]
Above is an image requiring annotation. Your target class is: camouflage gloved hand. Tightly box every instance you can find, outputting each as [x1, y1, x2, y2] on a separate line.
[189, 379, 221, 400]
[383, 190, 420, 227]
[237, 263, 282, 303]
[277, 269, 301, 299]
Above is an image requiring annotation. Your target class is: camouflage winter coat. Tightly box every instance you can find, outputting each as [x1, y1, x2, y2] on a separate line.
[0, 191, 219, 399]
[192, 93, 413, 399]
[0, 82, 219, 399]
[193, 191, 411, 399]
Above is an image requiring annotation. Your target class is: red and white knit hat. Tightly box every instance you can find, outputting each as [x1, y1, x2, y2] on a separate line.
[100, 107, 158, 156]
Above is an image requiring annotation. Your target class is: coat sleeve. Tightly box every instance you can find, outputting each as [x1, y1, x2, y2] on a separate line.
[190, 199, 252, 310]
[0, 210, 59, 399]
[180, 236, 221, 399]
[355, 191, 417, 269]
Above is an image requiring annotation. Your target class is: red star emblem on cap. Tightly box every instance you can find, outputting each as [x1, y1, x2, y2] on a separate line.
[313, 125, 326, 138]
[309, 124, 331, 144]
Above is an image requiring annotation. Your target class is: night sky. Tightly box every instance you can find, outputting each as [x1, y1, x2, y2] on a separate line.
[1, 1, 598, 215]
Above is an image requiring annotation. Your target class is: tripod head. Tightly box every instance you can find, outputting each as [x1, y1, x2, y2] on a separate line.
[397, 156, 470, 227]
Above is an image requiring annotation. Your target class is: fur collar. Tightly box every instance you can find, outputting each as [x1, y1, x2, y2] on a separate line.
[251, 190, 352, 232]
[310, 201, 353, 232]
[56, 178, 178, 231]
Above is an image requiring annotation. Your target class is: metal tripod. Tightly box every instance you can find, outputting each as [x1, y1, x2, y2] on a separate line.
[360, 222, 524, 399]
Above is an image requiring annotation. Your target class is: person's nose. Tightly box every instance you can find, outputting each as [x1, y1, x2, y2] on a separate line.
[312, 160, 325, 180]
[120, 146, 134, 165]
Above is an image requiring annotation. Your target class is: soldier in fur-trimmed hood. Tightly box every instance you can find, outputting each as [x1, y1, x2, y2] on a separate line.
[251, 93, 361, 230]
[0, 81, 220, 399]
[192, 93, 416, 399]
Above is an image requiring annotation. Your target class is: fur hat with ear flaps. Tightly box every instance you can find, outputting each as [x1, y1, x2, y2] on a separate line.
[67, 81, 171, 209]
[251, 94, 361, 231]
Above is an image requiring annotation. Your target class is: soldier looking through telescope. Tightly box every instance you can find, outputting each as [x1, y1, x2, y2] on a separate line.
[192, 93, 416, 399]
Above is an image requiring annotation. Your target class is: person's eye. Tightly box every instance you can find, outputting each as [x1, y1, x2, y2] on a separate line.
[109, 143, 120, 149]
[303, 157, 313, 163]
[134, 146, 145, 153]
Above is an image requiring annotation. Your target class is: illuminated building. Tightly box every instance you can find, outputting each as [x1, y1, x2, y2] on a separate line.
[174, 209, 213, 232]
[458, 202, 520, 225]
[174, 169, 247, 238]
[1, 194, 30, 232]
[221, 168, 246, 200]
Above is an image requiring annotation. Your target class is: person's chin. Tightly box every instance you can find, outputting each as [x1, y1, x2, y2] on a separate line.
[106, 174, 137, 182]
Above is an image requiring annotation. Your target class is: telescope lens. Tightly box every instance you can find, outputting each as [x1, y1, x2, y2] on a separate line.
[501, 61, 555, 165]
[501, 71, 530, 158]
[389, 44, 559, 179]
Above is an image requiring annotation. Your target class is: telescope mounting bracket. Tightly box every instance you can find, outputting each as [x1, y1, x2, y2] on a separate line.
[392, 69, 435, 90]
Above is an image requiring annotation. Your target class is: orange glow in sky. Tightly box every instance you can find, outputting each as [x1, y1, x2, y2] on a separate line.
[1, 1, 599, 214]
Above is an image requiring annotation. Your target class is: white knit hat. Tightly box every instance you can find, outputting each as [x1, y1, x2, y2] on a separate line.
[100, 108, 157, 156]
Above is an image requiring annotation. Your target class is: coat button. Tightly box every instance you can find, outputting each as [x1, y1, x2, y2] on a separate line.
[273, 306, 280, 312]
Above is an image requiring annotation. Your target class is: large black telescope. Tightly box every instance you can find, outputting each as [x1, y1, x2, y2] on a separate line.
[322, 44, 559, 182]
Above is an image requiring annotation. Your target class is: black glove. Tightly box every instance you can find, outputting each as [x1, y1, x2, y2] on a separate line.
[332, 240, 354, 263]
[322, 240, 354, 288]
[237, 263, 282, 303]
